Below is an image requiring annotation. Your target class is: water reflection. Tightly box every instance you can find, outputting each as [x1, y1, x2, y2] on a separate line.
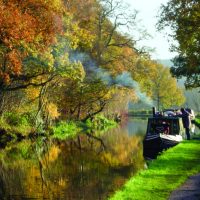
[127, 118, 148, 136]
[0, 118, 146, 200]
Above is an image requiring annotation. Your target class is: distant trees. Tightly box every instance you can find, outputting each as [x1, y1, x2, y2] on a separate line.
[151, 65, 185, 110]
[54, 78, 113, 121]
[133, 59, 185, 110]
[184, 89, 200, 113]
[158, 0, 200, 88]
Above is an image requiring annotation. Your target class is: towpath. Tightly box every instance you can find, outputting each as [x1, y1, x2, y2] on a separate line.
[169, 173, 200, 200]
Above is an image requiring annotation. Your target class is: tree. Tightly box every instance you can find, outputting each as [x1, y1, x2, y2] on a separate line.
[157, 0, 200, 88]
[0, 0, 66, 115]
[134, 59, 185, 110]
[0, 0, 64, 86]
[92, 0, 139, 71]
[66, 0, 143, 74]
[151, 64, 185, 109]
[56, 78, 113, 121]
[184, 89, 200, 112]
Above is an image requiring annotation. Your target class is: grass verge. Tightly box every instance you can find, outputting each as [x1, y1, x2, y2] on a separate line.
[109, 140, 200, 200]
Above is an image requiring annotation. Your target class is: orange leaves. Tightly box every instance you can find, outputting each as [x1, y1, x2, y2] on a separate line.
[0, 49, 22, 84]
[1, 73, 10, 85]
[7, 50, 22, 75]
[0, 2, 36, 46]
[4, 0, 64, 45]
[0, 0, 64, 84]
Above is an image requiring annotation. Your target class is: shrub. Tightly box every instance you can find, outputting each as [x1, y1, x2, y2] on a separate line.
[4, 112, 29, 126]
[52, 121, 78, 140]
[0, 112, 33, 136]
[85, 114, 117, 130]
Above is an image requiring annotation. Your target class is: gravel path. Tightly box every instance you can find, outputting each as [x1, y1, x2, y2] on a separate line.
[169, 173, 200, 200]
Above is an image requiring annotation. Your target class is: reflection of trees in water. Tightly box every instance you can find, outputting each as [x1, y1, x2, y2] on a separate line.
[0, 129, 145, 199]
[0, 165, 7, 198]
[0, 140, 34, 198]
[0, 139, 65, 199]
[100, 127, 144, 170]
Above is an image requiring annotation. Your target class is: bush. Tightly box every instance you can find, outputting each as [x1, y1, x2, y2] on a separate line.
[0, 112, 33, 136]
[4, 112, 29, 126]
[52, 121, 78, 140]
[85, 115, 117, 130]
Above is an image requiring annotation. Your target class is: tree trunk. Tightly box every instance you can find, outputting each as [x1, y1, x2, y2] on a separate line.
[0, 90, 5, 115]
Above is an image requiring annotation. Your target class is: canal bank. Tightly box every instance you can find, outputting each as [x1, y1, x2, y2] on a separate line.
[109, 138, 200, 200]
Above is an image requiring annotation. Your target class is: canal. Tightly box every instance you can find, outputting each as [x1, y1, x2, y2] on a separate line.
[0, 117, 148, 200]
[0, 117, 199, 199]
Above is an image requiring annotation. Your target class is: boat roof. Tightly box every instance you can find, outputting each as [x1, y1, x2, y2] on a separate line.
[148, 116, 181, 120]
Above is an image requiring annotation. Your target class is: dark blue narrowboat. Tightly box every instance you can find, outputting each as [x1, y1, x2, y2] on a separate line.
[143, 109, 184, 158]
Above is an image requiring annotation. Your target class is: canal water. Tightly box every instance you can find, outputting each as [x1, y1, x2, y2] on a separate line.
[0, 118, 147, 199]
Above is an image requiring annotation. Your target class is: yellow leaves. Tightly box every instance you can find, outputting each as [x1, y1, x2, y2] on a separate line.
[103, 88, 114, 100]
[45, 0, 64, 13]
[46, 102, 60, 120]
[64, 19, 95, 50]
[117, 87, 138, 102]
[25, 87, 40, 100]
[76, 28, 95, 49]
[74, 62, 86, 81]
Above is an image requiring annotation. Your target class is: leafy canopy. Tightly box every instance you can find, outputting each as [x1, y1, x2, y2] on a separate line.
[158, 0, 200, 88]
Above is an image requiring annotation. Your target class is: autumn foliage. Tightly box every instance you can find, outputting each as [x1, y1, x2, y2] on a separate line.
[0, 0, 64, 84]
[0, 0, 185, 133]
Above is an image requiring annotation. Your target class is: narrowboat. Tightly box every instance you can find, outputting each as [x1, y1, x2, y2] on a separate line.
[143, 110, 185, 158]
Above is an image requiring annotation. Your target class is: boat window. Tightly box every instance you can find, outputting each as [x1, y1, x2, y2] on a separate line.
[147, 117, 182, 136]
[172, 120, 180, 135]
[148, 119, 170, 135]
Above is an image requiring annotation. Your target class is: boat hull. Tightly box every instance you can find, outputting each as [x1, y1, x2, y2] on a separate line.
[143, 134, 182, 158]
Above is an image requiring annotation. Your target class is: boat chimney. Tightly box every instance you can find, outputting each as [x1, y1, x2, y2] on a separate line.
[152, 107, 156, 117]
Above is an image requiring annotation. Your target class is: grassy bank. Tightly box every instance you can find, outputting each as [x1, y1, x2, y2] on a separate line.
[0, 112, 118, 143]
[128, 110, 152, 117]
[194, 117, 200, 129]
[51, 115, 117, 140]
[109, 139, 200, 200]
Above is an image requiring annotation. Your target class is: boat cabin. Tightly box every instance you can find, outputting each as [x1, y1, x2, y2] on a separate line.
[146, 116, 184, 136]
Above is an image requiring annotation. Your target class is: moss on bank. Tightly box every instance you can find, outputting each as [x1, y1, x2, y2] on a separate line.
[109, 139, 200, 200]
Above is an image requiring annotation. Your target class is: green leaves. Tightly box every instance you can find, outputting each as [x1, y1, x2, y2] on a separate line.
[158, 0, 200, 88]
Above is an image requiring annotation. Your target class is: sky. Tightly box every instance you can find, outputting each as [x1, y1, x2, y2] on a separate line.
[123, 0, 177, 60]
